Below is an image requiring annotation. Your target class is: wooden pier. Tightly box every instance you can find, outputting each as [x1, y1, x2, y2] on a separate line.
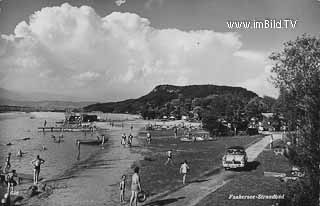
[38, 127, 94, 132]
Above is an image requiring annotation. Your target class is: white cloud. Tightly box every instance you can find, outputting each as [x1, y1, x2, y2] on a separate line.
[233, 50, 266, 62]
[241, 65, 278, 98]
[115, 0, 126, 6]
[0, 3, 274, 101]
[144, 0, 164, 10]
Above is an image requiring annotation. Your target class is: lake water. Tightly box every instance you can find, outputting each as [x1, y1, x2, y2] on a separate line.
[0, 112, 140, 181]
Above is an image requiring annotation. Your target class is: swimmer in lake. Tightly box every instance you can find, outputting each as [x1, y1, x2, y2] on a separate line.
[17, 149, 23, 157]
[31, 155, 45, 184]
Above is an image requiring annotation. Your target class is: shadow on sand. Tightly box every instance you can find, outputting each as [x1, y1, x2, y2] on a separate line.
[144, 196, 185, 206]
[228, 161, 260, 172]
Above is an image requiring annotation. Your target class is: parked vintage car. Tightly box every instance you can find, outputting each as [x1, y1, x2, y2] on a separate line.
[222, 146, 247, 170]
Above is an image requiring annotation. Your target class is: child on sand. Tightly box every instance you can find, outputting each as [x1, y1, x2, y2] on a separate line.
[119, 175, 126, 203]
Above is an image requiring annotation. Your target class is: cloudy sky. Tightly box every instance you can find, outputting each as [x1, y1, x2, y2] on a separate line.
[0, 0, 319, 101]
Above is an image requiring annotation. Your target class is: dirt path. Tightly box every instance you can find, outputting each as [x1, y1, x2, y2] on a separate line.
[143, 132, 283, 206]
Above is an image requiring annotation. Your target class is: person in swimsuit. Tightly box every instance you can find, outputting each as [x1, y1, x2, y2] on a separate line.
[128, 134, 133, 147]
[130, 167, 141, 206]
[31, 155, 45, 184]
[17, 149, 23, 157]
[180, 160, 190, 184]
[3, 153, 11, 173]
[146, 132, 151, 144]
[164, 150, 173, 165]
[119, 175, 126, 203]
[76, 140, 81, 160]
[101, 135, 106, 146]
[6, 169, 18, 193]
[121, 133, 127, 147]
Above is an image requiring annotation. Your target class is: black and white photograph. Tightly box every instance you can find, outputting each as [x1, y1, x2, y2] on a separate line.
[0, 0, 319, 205]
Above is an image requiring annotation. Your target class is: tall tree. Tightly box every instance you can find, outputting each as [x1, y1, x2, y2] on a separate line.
[245, 97, 267, 119]
[270, 34, 320, 206]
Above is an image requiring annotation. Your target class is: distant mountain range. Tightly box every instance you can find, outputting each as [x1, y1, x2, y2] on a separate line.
[0, 88, 96, 111]
[84, 84, 258, 114]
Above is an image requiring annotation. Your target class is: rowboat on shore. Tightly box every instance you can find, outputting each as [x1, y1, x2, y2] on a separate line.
[76, 136, 108, 145]
[76, 139, 102, 145]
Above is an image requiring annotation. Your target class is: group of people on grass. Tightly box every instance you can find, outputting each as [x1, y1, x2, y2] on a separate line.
[119, 131, 191, 205]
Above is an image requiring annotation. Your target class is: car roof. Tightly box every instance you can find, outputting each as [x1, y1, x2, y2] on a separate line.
[227, 146, 245, 150]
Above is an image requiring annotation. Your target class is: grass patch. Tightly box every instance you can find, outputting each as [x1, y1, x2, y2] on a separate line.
[127, 133, 263, 197]
[197, 142, 292, 206]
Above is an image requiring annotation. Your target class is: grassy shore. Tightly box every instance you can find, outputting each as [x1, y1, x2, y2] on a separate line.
[196, 140, 292, 206]
[125, 130, 263, 199]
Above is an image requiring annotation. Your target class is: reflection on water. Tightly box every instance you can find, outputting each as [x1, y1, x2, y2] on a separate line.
[0, 112, 104, 180]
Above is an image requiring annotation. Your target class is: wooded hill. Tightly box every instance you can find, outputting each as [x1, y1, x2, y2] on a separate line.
[84, 84, 261, 119]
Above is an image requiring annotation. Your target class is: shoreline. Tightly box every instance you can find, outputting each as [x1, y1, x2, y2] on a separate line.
[21, 120, 147, 206]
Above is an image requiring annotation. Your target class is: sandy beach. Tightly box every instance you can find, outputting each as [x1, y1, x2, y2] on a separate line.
[21, 119, 148, 206]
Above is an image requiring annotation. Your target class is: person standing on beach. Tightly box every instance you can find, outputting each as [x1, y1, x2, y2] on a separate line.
[130, 167, 141, 206]
[76, 140, 81, 160]
[6, 169, 18, 193]
[3, 153, 11, 173]
[119, 175, 126, 203]
[101, 135, 106, 146]
[44, 120, 47, 127]
[128, 134, 133, 147]
[121, 133, 127, 147]
[31, 155, 45, 184]
[180, 160, 190, 184]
